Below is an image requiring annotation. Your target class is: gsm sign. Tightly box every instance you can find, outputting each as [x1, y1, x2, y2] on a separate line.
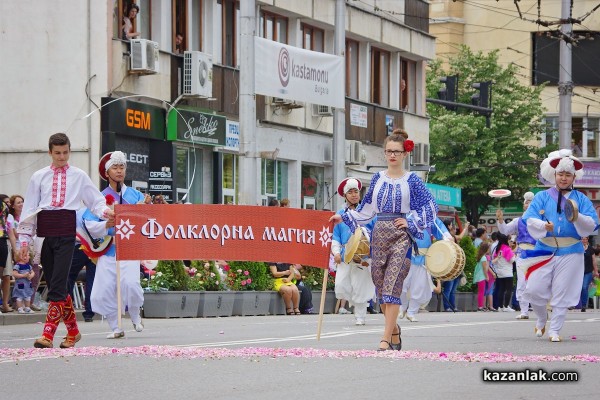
[126, 109, 150, 130]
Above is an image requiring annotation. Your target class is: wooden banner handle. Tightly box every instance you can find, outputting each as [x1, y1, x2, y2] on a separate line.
[316, 269, 328, 341]
[117, 260, 122, 330]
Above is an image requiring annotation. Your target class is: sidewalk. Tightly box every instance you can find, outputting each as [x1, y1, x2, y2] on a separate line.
[0, 309, 86, 326]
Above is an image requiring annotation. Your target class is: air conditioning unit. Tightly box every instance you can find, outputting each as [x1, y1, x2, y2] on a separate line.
[183, 51, 213, 97]
[412, 143, 424, 165]
[423, 143, 430, 165]
[272, 97, 289, 105]
[312, 104, 334, 117]
[411, 143, 430, 166]
[130, 39, 159, 74]
[323, 143, 333, 164]
[271, 97, 303, 109]
[345, 140, 362, 165]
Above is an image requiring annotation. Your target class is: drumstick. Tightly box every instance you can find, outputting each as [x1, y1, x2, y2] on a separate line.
[539, 210, 559, 248]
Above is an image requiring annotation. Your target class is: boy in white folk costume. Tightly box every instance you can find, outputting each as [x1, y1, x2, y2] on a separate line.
[85, 151, 151, 339]
[496, 192, 536, 320]
[521, 149, 599, 342]
[331, 178, 376, 326]
[18, 133, 114, 348]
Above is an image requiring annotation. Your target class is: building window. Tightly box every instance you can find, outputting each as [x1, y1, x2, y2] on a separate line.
[176, 146, 203, 204]
[172, 0, 188, 54]
[222, 153, 238, 204]
[346, 39, 359, 98]
[222, 0, 238, 67]
[302, 24, 324, 52]
[400, 59, 416, 113]
[532, 31, 600, 86]
[371, 47, 390, 107]
[261, 159, 288, 205]
[190, 0, 203, 51]
[115, 0, 151, 40]
[260, 10, 288, 43]
[543, 116, 600, 158]
[301, 165, 324, 210]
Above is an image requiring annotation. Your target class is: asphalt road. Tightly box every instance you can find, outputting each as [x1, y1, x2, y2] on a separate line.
[1, 309, 598, 400]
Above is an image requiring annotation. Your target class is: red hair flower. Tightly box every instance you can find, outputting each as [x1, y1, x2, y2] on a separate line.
[105, 194, 115, 206]
[403, 139, 415, 153]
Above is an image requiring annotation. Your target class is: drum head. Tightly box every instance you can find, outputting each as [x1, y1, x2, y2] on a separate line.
[426, 241, 456, 277]
[344, 228, 363, 264]
[565, 199, 579, 222]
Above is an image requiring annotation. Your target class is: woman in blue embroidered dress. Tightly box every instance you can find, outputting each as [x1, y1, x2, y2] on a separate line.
[330, 130, 438, 351]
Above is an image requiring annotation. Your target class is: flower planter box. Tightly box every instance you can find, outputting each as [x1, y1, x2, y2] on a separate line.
[311, 290, 336, 314]
[232, 291, 271, 316]
[269, 291, 287, 315]
[142, 291, 201, 318]
[197, 291, 235, 317]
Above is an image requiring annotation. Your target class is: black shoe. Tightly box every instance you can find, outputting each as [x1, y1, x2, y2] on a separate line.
[84, 317, 94, 322]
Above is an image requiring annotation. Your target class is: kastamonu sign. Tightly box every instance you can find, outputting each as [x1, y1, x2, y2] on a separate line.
[114, 204, 333, 268]
[167, 108, 226, 146]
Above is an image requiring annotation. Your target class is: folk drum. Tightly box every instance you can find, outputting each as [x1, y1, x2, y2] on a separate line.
[425, 240, 466, 281]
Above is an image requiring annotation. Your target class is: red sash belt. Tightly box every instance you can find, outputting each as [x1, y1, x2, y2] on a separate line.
[37, 210, 76, 237]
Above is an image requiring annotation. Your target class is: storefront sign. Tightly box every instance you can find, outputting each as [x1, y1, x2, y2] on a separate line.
[167, 108, 226, 146]
[254, 36, 344, 108]
[224, 120, 240, 152]
[578, 162, 600, 187]
[101, 97, 165, 140]
[350, 103, 368, 128]
[115, 204, 333, 268]
[426, 183, 461, 208]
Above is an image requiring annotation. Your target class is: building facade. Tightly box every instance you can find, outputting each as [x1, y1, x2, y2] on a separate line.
[430, 0, 600, 221]
[0, 0, 434, 209]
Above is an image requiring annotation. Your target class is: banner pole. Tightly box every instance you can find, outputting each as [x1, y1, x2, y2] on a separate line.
[316, 269, 328, 341]
[116, 260, 122, 330]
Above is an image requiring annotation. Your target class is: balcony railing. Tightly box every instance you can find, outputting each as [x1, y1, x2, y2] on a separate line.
[404, 0, 429, 33]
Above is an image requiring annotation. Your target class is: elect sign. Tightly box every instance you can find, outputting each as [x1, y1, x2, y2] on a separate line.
[126, 109, 150, 130]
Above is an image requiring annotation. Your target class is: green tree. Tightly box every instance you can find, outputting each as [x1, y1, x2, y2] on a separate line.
[426, 46, 554, 226]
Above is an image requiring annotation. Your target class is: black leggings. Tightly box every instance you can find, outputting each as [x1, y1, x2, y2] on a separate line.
[496, 277, 514, 308]
[0, 239, 8, 268]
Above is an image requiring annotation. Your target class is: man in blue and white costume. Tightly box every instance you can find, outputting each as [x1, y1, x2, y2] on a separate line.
[521, 149, 599, 342]
[496, 191, 536, 320]
[85, 151, 152, 339]
[331, 178, 376, 326]
[400, 217, 452, 322]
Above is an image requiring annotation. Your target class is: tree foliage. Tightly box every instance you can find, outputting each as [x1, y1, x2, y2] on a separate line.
[426, 46, 555, 226]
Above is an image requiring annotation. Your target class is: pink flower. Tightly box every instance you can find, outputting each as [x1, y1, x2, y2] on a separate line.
[222, 265, 230, 272]
[247, 278, 252, 284]
[241, 280, 247, 286]
[244, 270, 249, 276]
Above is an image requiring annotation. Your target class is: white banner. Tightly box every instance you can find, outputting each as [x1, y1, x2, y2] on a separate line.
[254, 36, 345, 108]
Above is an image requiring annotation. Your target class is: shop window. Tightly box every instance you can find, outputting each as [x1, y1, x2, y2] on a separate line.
[301, 165, 324, 210]
[346, 39, 359, 98]
[302, 24, 324, 52]
[176, 146, 203, 204]
[261, 159, 288, 205]
[371, 47, 390, 107]
[260, 10, 288, 44]
[222, 153, 238, 204]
